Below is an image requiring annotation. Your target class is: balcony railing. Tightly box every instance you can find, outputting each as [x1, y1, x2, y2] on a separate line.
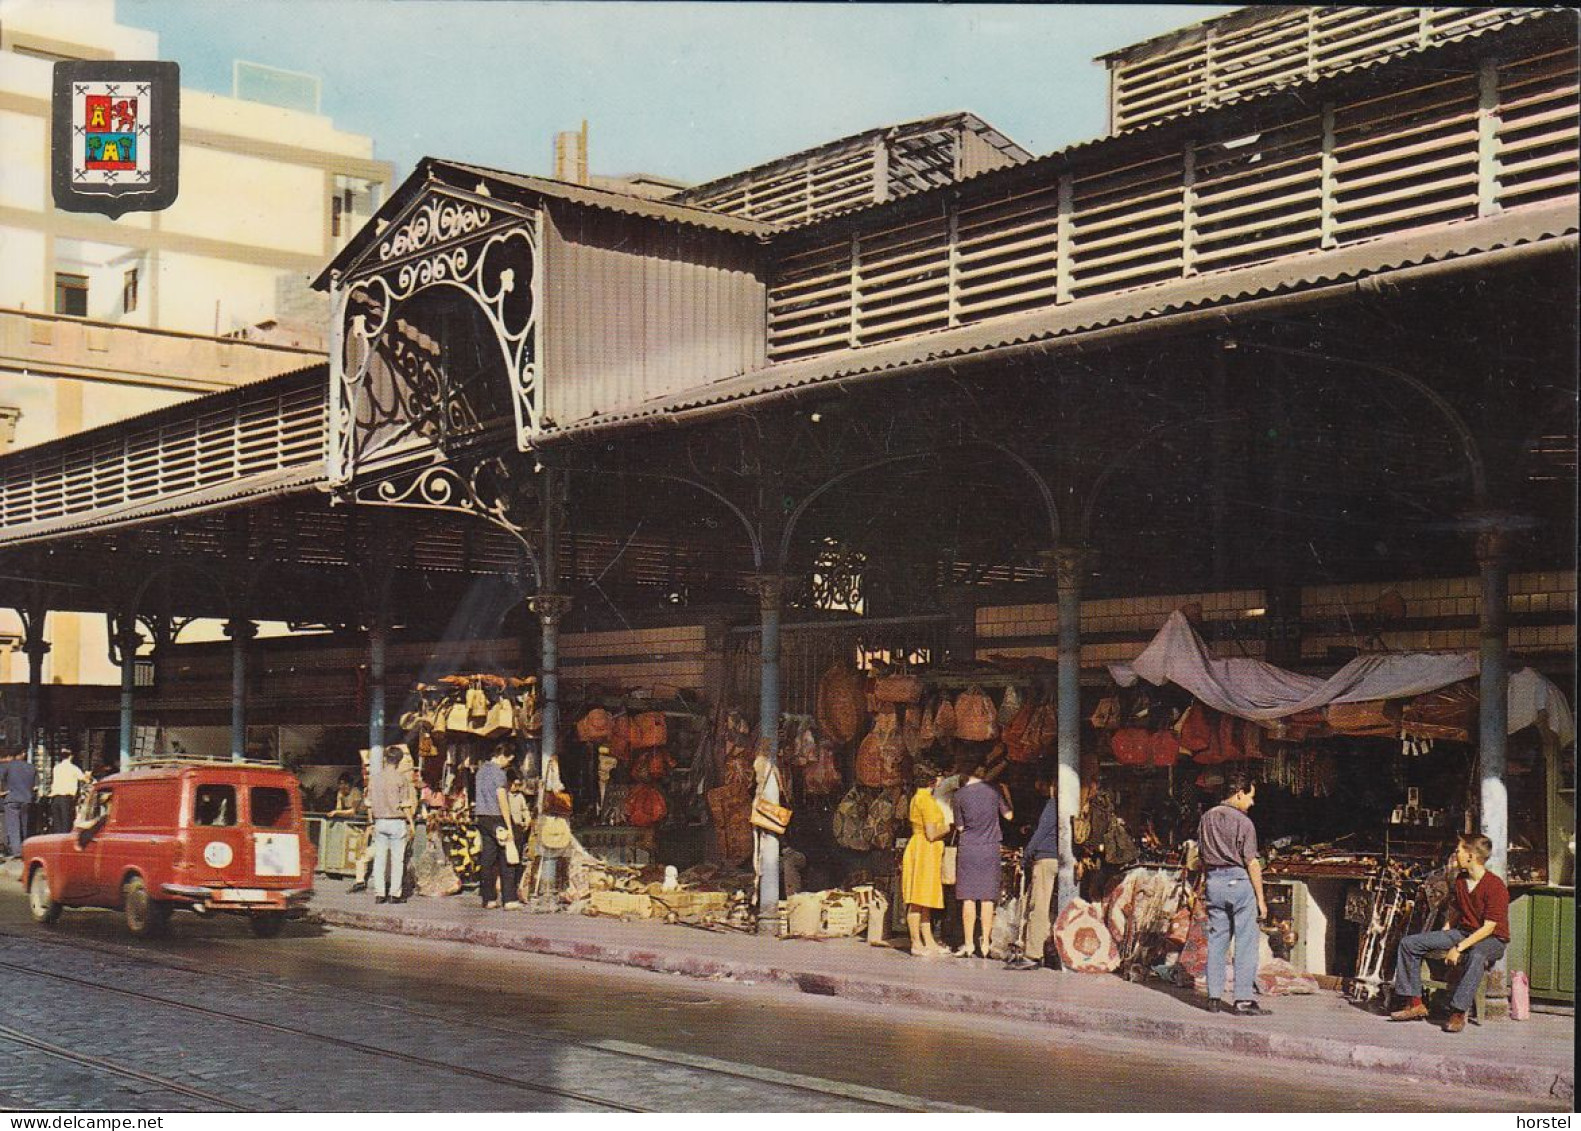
[1106, 7, 1537, 135]
[767, 44, 1578, 362]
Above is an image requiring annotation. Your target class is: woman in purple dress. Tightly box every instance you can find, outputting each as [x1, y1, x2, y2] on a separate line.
[951, 761, 1013, 957]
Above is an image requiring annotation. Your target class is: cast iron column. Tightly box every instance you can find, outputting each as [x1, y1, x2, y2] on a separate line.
[224, 617, 257, 763]
[367, 607, 388, 786]
[1476, 528, 1511, 879]
[753, 573, 789, 928]
[532, 594, 573, 784]
[110, 617, 142, 771]
[1051, 548, 1089, 913]
[21, 615, 49, 751]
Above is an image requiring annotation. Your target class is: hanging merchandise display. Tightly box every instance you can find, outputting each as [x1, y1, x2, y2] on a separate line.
[1053, 899, 1121, 974]
[954, 685, 998, 742]
[817, 663, 868, 743]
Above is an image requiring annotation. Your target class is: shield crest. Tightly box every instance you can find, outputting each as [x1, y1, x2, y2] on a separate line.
[53, 61, 180, 219]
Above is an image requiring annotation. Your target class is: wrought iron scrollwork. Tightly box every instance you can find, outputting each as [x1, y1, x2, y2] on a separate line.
[329, 187, 541, 485]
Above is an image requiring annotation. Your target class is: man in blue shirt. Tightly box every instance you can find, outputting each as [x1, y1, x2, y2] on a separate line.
[1, 749, 38, 859]
[473, 746, 520, 910]
[1013, 778, 1062, 969]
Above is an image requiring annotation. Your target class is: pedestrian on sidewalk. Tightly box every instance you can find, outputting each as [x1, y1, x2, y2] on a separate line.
[48, 750, 85, 834]
[2, 749, 38, 858]
[953, 760, 1012, 958]
[367, 748, 416, 904]
[901, 762, 948, 956]
[1021, 779, 1061, 968]
[1196, 772, 1270, 1016]
[474, 746, 520, 910]
[1388, 834, 1510, 1033]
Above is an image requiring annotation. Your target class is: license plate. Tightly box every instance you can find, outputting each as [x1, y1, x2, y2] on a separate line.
[215, 888, 267, 902]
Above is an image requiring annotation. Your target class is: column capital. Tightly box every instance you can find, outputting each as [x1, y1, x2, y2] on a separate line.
[108, 626, 145, 667]
[1038, 547, 1095, 587]
[223, 617, 259, 642]
[1474, 527, 1511, 567]
[530, 593, 574, 627]
[749, 573, 792, 611]
[22, 636, 50, 660]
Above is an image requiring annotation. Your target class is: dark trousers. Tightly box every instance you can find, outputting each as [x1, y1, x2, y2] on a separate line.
[51, 796, 75, 834]
[475, 815, 517, 905]
[3, 804, 29, 856]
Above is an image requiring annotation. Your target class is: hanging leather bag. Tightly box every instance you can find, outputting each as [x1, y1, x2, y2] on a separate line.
[817, 663, 868, 743]
[1088, 695, 1121, 731]
[1326, 699, 1403, 738]
[625, 784, 668, 828]
[802, 739, 843, 796]
[933, 696, 957, 741]
[874, 672, 924, 705]
[954, 686, 998, 742]
[1148, 729, 1180, 767]
[854, 732, 887, 788]
[577, 708, 614, 744]
[1110, 728, 1150, 766]
[631, 711, 668, 750]
[750, 796, 793, 836]
[1175, 703, 1212, 754]
[608, 713, 631, 764]
[998, 683, 1024, 727]
[443, 701, 474, 736]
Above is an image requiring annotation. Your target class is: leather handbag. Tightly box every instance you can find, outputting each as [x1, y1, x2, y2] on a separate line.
[544, 789, 574, 817]
[818, 663, 869, 743]
[539, 815, 572, 851]
[1402, 681, 1478, 742]
[576, 708, 614, 743]
[854, 732, 887, 788]
[1148, 729, 1180, 767]
[750, 797, 792, 836]
[443, 702, 474, 736]
[625, 784, 668, 828]
[874, 673, 923, 705]
[1110, 727, 1150, 766]
[631, 711, 668, 750]
[941, 842, 959, 886]
[953, 686, 998, 742]
[933, 696, 957, 740]
[608, 713, 631, 763]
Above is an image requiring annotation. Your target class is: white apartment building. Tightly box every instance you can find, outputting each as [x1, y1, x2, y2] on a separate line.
[0, 0, 392, 685]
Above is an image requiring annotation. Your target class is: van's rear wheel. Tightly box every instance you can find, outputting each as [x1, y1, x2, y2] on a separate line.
[28, 867, 62, 925]
[123, 876, 170, 937]
[248, 912, 286, 939]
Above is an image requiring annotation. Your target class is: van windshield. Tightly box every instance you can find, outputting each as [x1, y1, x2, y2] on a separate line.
[250, 787, 293, 829]
[193, 785, 236, 827]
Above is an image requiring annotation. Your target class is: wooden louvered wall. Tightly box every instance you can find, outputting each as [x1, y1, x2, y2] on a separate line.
[768, 45, 1578, 362]
[1108, 7, 1535, 134]
[0, 370, 325, 534]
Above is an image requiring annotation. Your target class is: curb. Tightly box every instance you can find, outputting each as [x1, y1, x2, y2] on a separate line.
[314, 907, 1573, 1106]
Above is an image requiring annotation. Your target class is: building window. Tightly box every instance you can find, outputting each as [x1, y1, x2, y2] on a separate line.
[122, 268, 139, 313]
[54, 273, 88, 317]
[331, 193, 344, 238]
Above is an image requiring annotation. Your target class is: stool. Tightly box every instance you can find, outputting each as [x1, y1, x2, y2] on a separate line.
[1421, 949, 1488, 1024]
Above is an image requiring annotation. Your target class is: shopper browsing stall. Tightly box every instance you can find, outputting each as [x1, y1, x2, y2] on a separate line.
[367, 748, 416, 904]
[1197, 772, 1270, 1016]
[474, 746, 520, 910]
[901, 762, 948, 957]
[1388, 834, 1510, 1033]
[953, 760, 1012, 958]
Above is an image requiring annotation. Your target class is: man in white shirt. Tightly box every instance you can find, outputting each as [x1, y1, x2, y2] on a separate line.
[49, 751, 86, 834]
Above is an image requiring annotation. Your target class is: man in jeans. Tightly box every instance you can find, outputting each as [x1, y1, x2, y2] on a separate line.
[1196, 772, 1270, 1016]
[366, 748, 415, 905]
[474, 746, 520, 910]
[1389, 834, 1510, 1033]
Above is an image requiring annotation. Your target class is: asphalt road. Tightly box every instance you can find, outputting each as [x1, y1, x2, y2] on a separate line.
[0, 890, 1553, 1113]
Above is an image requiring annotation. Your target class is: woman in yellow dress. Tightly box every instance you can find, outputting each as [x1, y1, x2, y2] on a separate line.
[901, 762, 948, 956]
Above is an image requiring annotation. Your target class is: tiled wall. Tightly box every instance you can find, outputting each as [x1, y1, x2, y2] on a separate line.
[560, 624, 709, 691]
[972, 570, 1575, 669]
[976, 589, 1267, 666]
[1300, 571, 1576, 659]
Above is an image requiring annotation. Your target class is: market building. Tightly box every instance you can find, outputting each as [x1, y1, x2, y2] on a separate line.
[0, 6, 1574, 1009]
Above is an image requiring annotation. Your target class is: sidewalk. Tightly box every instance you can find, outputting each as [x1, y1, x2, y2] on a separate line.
[309, 878, 1574, 1105]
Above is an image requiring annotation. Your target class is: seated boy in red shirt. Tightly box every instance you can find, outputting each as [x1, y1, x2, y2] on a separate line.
[1388, 833, 1510, 1033]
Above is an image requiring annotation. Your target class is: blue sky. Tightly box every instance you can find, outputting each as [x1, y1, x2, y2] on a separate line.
[120, 2, 1232, 188]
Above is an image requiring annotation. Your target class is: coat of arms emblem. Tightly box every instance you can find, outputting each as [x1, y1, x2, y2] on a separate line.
[52, 61, 180, 218]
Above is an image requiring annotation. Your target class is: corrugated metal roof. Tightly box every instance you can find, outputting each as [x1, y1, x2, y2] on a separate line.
[540, 204, 1578, 440]
[770, 10, 1574, 246]
[317, 159, 777, 289]
[0, 464, 327, 549]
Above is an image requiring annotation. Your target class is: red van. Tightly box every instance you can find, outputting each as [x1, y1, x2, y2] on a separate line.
[22, 761, 315, 937]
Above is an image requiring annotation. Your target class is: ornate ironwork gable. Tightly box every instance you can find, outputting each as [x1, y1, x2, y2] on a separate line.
[328, 181, 542, 487]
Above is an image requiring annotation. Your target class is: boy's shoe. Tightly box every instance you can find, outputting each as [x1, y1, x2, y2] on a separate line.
[1389, 1002, 1430, 1022]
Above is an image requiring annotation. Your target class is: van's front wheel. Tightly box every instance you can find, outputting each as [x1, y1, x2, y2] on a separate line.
[28, 867, 62, 925]
[248, 912, 286, 939]
[123, 876, 170, 937]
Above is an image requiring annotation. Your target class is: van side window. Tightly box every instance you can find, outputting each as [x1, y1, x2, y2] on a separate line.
[250, 787, 293, 829]
[193, 785, 236, 827]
